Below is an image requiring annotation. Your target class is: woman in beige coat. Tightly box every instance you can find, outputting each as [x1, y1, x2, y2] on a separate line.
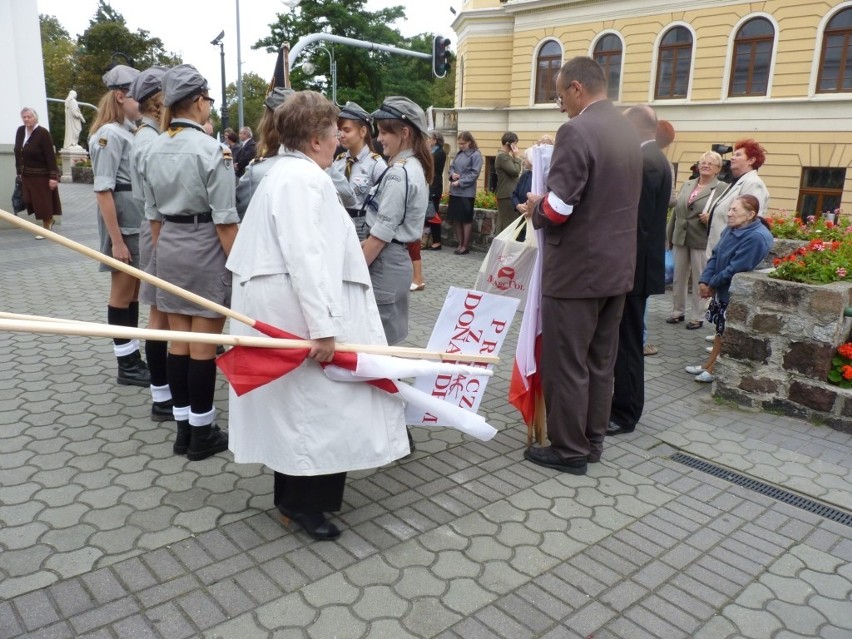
[666, 151, 721, 329]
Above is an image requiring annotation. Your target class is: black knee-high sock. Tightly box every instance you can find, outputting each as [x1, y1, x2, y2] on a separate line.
[128, 301, 140, 328]
[146, 340, 169, 387]
[107, 305, 131, 346]
[167, 353, 191, 409]
[188, 358, 217, 419]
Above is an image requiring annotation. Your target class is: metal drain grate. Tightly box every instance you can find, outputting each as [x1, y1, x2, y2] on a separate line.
[670, 452, 852, 528]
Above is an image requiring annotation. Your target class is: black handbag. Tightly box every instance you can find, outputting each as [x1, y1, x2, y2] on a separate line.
[12, 176, 25, 214]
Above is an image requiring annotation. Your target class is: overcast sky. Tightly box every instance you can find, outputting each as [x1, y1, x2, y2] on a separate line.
[36, 0, 458, 105]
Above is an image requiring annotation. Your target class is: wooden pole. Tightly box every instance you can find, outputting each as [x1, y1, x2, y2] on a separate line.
[282, 42, 291, 89]
[0, 209, 252, 325]
[0, 208, 500, 365]
[0, 316, 499, 364]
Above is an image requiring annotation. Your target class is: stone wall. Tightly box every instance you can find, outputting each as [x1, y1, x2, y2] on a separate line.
[714, 271, 852, 432]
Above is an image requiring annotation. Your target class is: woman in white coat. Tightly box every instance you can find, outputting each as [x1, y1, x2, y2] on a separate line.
[226, 91, 408, 541]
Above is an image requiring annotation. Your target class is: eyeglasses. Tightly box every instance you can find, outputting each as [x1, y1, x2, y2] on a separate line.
[698, 162, 720, 167]
[197, 95, 216, 106]
[554, 95, 564, 108]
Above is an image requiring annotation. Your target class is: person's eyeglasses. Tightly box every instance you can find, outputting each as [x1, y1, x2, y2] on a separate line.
[335, 130, 343, 139]
[197, 95, 215, 106]
[554, 95, 564, 108]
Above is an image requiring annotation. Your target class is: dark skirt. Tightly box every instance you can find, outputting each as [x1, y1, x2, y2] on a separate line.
[446, 195, 474, 223]
[706, 297, 728, 336]
[21, 173, 61, 220]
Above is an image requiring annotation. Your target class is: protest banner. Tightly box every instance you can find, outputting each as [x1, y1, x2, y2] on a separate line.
[405, 287, 519, 426]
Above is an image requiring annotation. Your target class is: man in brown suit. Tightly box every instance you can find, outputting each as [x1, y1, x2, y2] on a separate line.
[523, 57, 642, 475]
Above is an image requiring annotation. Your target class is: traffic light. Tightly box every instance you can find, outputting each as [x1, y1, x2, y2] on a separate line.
[432, 35, 451, 78]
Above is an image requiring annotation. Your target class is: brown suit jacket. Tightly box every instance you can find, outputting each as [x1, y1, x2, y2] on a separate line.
[533, 100, 643, 298]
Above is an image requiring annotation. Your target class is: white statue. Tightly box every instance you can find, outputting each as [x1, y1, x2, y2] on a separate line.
[63, 90, 85, 149]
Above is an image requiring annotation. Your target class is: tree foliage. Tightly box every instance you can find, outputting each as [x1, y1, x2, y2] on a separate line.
[39, 1, 182, 150]
[225, 72, 269, 133]
[254, 0, 454, 112]
[73, 0, 181, 108]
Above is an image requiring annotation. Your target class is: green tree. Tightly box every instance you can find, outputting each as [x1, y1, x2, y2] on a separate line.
[73, 0, 181, 111]
[225, 72, 269, 133]
[40, 14, 78, 150]
[254, 0, 453, 111]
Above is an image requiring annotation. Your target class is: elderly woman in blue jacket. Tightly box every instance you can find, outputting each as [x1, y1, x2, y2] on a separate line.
[685, 194, 773, 383]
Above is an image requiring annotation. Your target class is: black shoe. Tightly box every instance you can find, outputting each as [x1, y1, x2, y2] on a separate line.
[152, 399, 174, 422]
[117, 351, 151, 387]
[665, 315, 685, 324]
[606, 421, 635, 436]
[186, 423, 229, 461]
[588, 452, 602, 463]
[523, 446, 587, 475]
[173, 420, 191, 455]
[278, 506, 341, 541]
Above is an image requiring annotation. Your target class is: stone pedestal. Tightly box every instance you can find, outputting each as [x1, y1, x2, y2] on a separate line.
[714, 271, 852, 432]
[60, 147, 88, 183]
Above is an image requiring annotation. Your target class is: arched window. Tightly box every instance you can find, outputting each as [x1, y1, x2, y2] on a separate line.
[655, 27, 693, 99]
[818, 7, 852, 93]
[594, 34, 623, 101]
[729, 18, 774, 96]
[535, 40, 562, 104]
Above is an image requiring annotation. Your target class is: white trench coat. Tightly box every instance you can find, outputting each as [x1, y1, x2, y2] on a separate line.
[226, 150, 409, 475]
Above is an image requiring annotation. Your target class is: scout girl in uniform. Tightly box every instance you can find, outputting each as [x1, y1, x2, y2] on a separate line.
[364, 96, 432, 346]
[330, 102, 387, 239]
[88, 65, 150, 388]
[141, 65, 239, 461]
[128, 66, 173, 423]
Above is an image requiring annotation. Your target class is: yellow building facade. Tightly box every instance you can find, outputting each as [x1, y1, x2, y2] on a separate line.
[448, 0, 852, 216]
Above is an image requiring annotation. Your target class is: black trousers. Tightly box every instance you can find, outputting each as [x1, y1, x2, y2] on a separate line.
[273, 472, 346, 514]
[540, 294, 625, 460]
[610, 294, 648, 429]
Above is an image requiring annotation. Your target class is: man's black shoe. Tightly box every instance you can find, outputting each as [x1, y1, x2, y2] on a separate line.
[523, 446, 587, 475]
[187, 424, 229, 461]
[606, 421, 635, 436]
[588, 453, 602, 463]
[117, 351, 151, 387]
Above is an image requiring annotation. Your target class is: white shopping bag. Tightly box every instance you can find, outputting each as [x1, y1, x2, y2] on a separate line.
[473, 215, 538, 306]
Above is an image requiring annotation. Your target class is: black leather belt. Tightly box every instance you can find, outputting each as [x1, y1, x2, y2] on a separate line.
[347, 208, 365, 218]
[114, 183, 132, 192]
[390, 239, 405, 246]
[162, 213, 213, 224]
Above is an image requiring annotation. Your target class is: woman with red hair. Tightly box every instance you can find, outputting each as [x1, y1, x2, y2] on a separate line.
[703, 138, 769, 258]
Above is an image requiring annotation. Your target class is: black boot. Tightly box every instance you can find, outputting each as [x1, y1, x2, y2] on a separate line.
[407, 427, 416, 453]
[277, 506, 341, 541]
[152, 399, 175, 423]
[117, 351, 151, 387]
[187, 424, 229, 461]
[173, 420, 191, 455]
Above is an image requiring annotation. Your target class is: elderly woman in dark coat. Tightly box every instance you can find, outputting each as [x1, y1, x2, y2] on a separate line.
[14, 107, 61, 236]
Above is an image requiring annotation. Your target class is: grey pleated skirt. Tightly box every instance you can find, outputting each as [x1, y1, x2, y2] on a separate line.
[155, 220, 231, 318]
[138, 221, 157, 306]
[368, 242, 412, 346]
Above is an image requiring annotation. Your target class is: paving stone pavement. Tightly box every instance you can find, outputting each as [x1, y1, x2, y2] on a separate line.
[0, 184, 851, 638]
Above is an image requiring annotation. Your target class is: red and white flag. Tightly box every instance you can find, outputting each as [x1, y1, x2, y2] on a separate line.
[216, 321, 498, 440]
[508, 228, 545, 427]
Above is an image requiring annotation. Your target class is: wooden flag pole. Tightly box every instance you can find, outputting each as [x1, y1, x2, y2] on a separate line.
[0, 209, 500, 365]
[0, 317, 500, 363]
[0, 209, 252, 324]
[282, 42, 291, 89]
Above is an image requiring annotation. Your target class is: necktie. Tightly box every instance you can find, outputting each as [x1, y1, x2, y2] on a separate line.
[345, 156, 355, 180]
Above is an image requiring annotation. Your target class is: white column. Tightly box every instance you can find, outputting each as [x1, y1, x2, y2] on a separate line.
[0, 0, 49, 227]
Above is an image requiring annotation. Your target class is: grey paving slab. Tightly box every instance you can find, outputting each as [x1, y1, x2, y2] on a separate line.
[0, 184, 850, 638]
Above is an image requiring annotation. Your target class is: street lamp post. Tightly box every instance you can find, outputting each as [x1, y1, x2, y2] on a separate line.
[210, 31, 229, 131]
[235, 0, 244, 130]
[302, 46, 338, 106]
